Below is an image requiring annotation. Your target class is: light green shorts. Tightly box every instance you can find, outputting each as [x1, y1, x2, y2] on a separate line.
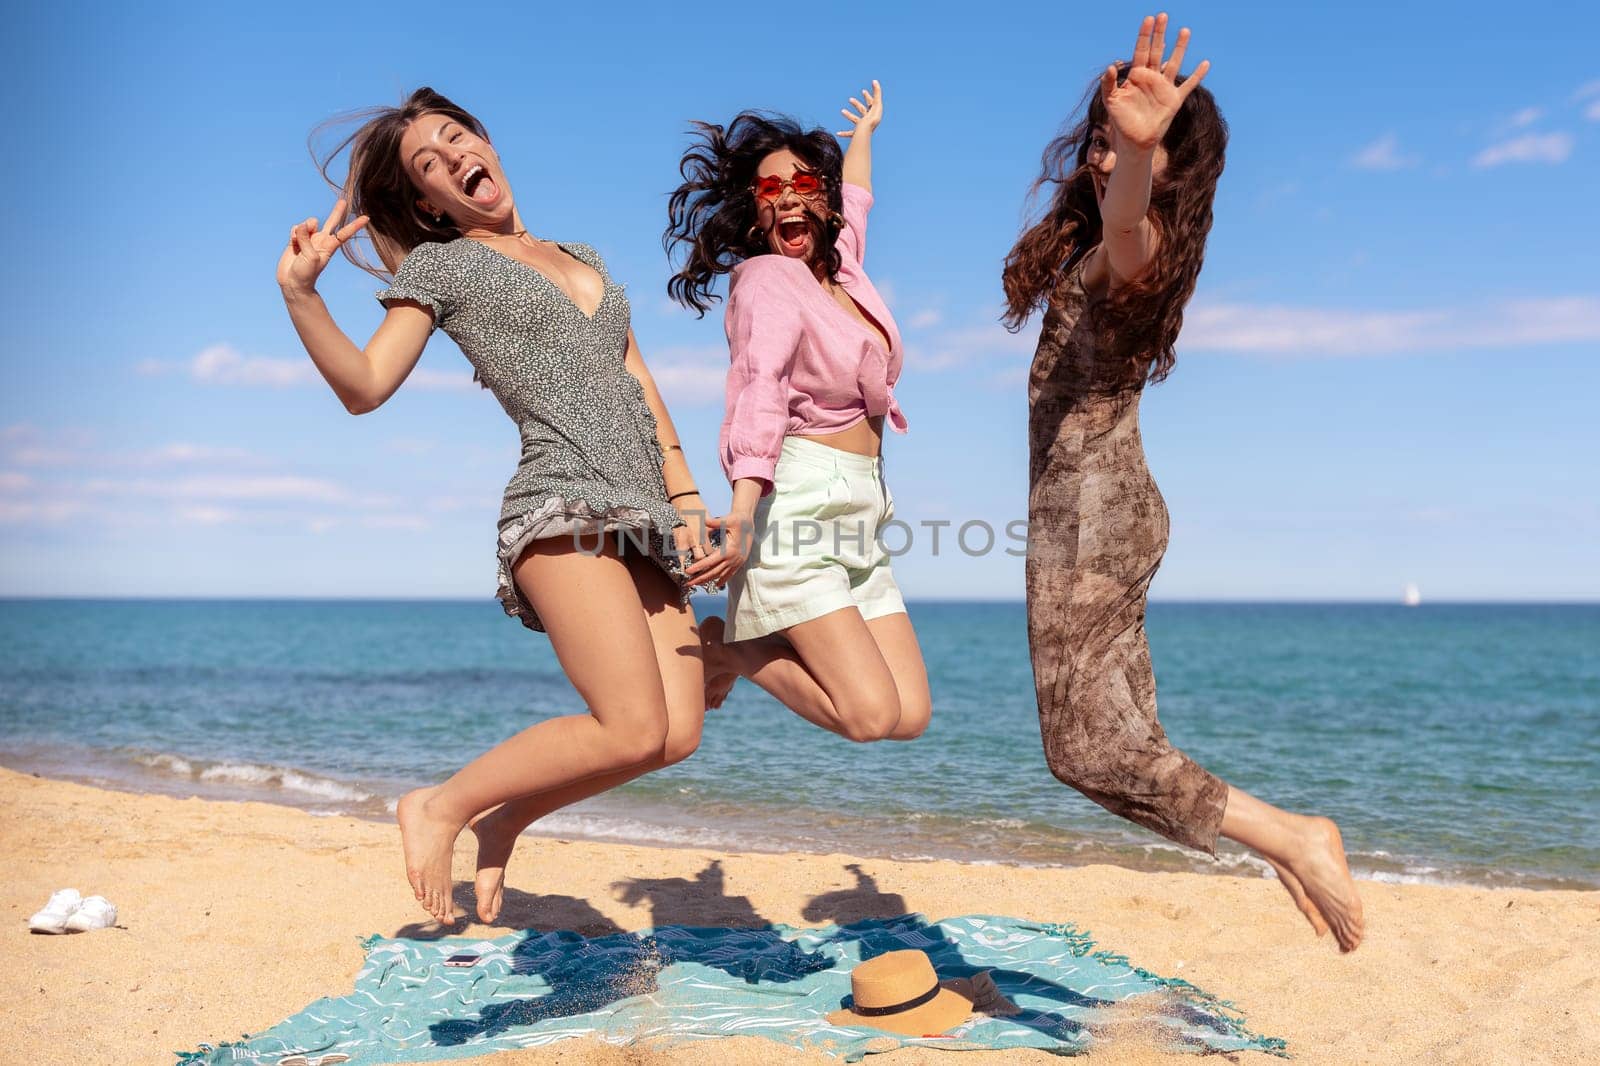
[725, 436, 907, 642]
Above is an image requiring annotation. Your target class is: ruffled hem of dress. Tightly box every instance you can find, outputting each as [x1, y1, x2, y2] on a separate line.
[494, 495, 717, 633]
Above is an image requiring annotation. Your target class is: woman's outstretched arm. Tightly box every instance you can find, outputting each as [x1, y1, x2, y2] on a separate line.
[837, 80, 883, 193]
[1098, 14, 1210, 284]
[276, 199, 432, 415]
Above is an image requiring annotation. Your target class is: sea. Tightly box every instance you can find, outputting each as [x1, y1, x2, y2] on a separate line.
[1, 599, 1595, 891]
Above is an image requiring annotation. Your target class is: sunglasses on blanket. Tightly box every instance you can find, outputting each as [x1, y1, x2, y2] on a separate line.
[751, 172, 825, 202]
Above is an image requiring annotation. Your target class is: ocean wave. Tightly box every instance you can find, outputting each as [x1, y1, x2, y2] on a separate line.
[194, 762, 374, 803]
[117, 749, 381, 807]
[534, 810, 765, 851]
[7, 743, 1591, 891]
[1358, 868, 1474, 887]
[134, 752, 195, 776]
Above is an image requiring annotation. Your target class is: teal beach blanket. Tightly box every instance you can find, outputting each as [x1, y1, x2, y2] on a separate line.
[177, 914, 1285, 1063]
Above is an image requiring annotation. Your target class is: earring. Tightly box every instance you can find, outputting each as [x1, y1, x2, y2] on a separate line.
[747, 224, 765, 243]
[827, 212, 845, 229]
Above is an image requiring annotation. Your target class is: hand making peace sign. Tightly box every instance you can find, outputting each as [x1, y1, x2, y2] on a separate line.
[276, 198, 370, 294]
[1100, 14, 1211, 151]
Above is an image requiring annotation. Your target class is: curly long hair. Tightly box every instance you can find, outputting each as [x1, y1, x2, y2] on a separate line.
[664, 112, 846, 316]
[1002, 65, 1227, 389]
[311, 87, 486, 278]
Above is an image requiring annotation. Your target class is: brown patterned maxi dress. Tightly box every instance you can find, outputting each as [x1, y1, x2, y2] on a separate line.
[1025, 253, 1229, 854]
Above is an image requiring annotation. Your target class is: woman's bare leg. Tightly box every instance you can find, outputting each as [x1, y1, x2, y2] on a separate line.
[864, 612, 931, 740]
[1219, 787, 1365, 952]
[467, 548, 706, 922]
[703, 607, 928, 742]
[396, 537, 685, 925]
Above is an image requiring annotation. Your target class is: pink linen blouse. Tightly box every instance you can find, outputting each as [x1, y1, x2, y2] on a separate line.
[719, 181, 908, 496]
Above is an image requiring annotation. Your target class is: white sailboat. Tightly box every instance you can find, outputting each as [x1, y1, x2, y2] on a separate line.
[1402, 583, 1422, 607]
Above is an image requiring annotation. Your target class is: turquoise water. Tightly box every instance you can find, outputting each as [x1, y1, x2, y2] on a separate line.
[1, 599, 1595, 889]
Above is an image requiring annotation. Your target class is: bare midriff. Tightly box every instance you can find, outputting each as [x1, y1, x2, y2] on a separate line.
[800, 414, 885, 457]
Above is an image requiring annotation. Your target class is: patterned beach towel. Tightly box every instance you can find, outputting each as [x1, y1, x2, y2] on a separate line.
[176, 914, 1286, 1063]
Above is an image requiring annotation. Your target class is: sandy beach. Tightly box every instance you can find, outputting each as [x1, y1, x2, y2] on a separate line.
[4, 766, 1596, 1065]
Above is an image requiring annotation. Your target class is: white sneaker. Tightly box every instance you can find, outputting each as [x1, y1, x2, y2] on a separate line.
[28, 888, 82, 934]
[62, 895, 117, 932]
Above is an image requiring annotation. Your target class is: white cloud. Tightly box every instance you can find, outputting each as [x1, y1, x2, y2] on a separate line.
[131, 443, 260, 468]
[407, 367, 477, 391]
[0, 428, 437, 533]
[1575, 79, 1600, 101]
[1179, 296, 1600, 356]
[1472, 132, 1573, 167]
[175, 505, 239, 526]
[926, 293, 1600, 371]
[1586, 99, 1600, 122]
[84, 474, 351, 504]
[1508, 107, 1542, 128]
[918, 322, 1038, 371]
[909, 309, 944, 329]
[1351, 133, 1417, 171]
[642, 345, 728, 405]
[1, 424, 97, 467]
[361, 514, 431, 531]
[424, 495, 485, 514]
[2, 430, 270, 475]
[191, 344, 315, 387]
[0, 499, 85, 524]
[142, 344, 475, 392]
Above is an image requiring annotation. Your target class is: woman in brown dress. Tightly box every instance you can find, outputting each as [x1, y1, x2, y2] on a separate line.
[1004, 15, 1364, 952]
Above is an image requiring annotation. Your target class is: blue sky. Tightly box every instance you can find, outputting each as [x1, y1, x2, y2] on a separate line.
[2, 1, 1597, 602]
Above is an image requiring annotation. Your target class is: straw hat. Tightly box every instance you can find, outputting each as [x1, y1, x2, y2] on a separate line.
[825, 950, 975, 1036]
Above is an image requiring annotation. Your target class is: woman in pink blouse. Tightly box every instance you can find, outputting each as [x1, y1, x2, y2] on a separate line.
[665, 84, 931, 744]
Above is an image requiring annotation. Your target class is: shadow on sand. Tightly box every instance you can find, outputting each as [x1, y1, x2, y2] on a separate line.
[384, 858, 1228, 1051]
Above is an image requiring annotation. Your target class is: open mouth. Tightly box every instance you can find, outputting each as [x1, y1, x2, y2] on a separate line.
[460, 163, 499, 205]
[776, 215, 809, 253]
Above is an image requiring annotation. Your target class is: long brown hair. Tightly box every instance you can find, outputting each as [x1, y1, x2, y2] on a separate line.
[311, 87, 488, 277]
[1002, 65, 1226, 388]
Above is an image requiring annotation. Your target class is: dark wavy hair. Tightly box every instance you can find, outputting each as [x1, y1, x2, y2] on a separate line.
[311, 87, 487, 278]
[664, 112, 846, 316]
[1002, 65, 1227, 389]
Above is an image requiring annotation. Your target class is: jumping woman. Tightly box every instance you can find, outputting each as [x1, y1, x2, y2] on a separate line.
[277, 88, 720, 925]
[1004, 17, 1365, 951]
[665, 84, 932, 745]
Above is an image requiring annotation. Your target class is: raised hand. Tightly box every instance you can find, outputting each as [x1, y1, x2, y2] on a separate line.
[1100, 14, 1210, 150]
[837, 80, 884, 138]
[276, 198, 369, 294]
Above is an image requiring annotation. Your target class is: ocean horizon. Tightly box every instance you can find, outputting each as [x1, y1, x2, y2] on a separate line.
[3, 598, 1596, 892]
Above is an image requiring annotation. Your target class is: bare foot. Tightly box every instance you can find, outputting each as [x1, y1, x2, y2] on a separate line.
[1280, 816, 1365, 952]
[1265, 856, 1330, 938]
[396, 786, 463, 926]
[700, 616, 741, 709]
[469, 805, 525, 923]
